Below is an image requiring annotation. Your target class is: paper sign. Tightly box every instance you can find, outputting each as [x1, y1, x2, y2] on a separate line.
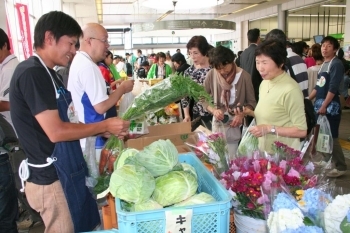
[165, 209, 193, 233]
[316, 133, 331, 153]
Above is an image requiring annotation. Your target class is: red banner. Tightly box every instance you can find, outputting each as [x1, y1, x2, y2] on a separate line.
[15, 3, 33, 59]
[6, 18, 13, 54]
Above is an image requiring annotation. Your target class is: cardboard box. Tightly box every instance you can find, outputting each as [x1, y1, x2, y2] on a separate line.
[125, 122, 194, 151]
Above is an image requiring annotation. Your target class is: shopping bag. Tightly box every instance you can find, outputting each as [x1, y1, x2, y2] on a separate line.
[237, 119, 259, 157]
[316, 115, 333, 154]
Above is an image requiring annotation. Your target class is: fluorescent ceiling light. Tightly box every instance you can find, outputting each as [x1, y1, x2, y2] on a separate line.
[142, 0, 224, 10]
[156, 10, 174, 21]
[321, 5, 346, 7]
[231, 4, 258, 14]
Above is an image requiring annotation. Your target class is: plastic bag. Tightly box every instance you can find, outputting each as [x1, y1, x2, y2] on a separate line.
[237, 119, 259, 158]
[84, 136, 99, 179]
[118, 92, 135, 117]
[98, 135, 124, 175]
[316, 115, 333, 154]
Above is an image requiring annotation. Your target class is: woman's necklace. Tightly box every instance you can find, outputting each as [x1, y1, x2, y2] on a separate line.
[267, 75, 283, 93]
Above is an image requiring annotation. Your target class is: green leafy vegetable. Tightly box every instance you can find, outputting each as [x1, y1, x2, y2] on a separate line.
[152, 171, 198, 206]
[130, 199, 163, 212]
[132, 139, 179, 177]
[174, 192, 215, 207]
[114, 148, 139, 170]
[181, 163, 197, 179]
[109, 164, 155, 204]
[93, 174, 111, 195]
[122, 74, 213, 120]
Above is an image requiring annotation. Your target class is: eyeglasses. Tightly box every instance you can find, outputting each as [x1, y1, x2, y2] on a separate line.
[90, 37, 111, 45]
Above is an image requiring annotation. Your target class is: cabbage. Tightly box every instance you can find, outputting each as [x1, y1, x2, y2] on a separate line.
[174, 192, 216, 207]
[109, 164, 155, 204]
[181, 163, 197, 179]
[135, 139, 178, 177]
[152, 171, 198, 206]
[130, 199, 163, 212]
[114, 148, 139, 170]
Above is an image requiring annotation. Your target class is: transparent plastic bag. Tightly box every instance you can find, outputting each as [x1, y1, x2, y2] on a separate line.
[122, 78, 187, 120]
[118, 92, 135, 117]
[237, 119, 259, 158]
[316, 115, 333, 154]
[84, 136, 99, 179]
[98, 135, 124, 175]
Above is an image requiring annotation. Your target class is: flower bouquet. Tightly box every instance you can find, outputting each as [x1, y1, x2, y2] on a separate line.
[324, 194, 350, 233]
[220, 141, 317, 220]
[267, 192, 324, 233]
[186, 131, 229, 176]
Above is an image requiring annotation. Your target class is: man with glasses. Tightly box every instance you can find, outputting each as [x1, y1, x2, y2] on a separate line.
[68, 23, 134, 158]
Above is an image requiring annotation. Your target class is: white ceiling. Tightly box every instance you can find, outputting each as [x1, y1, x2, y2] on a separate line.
[100, 0, 292, 26]
[63, 0, 347, 28]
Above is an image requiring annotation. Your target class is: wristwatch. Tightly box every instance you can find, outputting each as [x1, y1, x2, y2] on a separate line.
[270, 125, 276, 134]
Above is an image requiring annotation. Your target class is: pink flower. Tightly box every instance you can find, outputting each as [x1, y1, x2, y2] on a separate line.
[247, 202, 255, 210]
[257, 193, 269, 205]
[279, 160, 287, 174]
[253, 160, 261, 172]
[287, 167, 301, 178]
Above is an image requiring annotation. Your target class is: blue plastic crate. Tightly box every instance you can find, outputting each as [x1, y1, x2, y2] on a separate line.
[81, 229, 118, 233]
[115, 153, 232, 233]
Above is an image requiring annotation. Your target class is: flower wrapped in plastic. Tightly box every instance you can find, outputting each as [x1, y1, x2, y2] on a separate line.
[220, 142, 318, 220]
[122, 74, 213, 120]
[267, 192, 324, 233]
[324, 194, 350, 233]
[186, 131, 229, 176]
[297, 187, 333, 228]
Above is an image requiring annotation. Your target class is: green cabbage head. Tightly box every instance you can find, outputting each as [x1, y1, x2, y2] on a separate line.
[130, 199, 163, 212]
[109, 164, 155, 204]
[152, 171, 198, 206]
[135, 139, 178, 177]
[174, 192, 216, 207]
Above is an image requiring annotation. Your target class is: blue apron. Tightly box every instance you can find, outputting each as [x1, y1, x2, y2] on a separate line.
[314, 57, 341, 138]
[36, 55, 100, 232]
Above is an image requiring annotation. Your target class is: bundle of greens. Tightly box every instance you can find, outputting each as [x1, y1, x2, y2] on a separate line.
[121, 74, 213, 120]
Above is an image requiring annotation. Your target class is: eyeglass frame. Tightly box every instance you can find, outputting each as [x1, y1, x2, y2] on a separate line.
[90, 37, 111, 45]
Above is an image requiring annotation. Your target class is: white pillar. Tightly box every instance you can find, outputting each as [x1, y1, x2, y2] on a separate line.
[344, 0, 350, 43]
[241, 20, 249, 49]
[0, 0, 6, 30]
[277, 4, 285, 31]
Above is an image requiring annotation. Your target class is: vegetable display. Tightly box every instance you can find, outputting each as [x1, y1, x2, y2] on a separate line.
[121, 74, 213, 120]
[134, 139, 178, 177]
[152, 170, 198, 206]
[109, 139, 217, 212]
[109, 164, 155, 204]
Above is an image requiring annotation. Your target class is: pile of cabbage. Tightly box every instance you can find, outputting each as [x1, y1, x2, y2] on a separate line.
[109, 139, 216, 212]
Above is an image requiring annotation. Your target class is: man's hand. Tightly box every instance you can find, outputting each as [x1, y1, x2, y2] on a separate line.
[318, 105, 327, 115]
[249, 125, 269, 137]
[230, 115, 243, 128]
[119, 80, 134, 94]
[104, 117, 130, 138]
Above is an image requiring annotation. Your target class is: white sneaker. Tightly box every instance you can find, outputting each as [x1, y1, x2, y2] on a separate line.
[327, 169, 346, 178]
[313, 161, 327, 168]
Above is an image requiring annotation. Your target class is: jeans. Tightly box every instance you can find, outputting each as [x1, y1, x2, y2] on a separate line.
[0, 154, 18, 233]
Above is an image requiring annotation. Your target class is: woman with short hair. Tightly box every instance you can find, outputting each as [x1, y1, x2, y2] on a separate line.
[243, 40, 307, 152]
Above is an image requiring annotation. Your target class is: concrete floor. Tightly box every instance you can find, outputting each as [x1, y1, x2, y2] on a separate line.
[23, 111, 350, 233]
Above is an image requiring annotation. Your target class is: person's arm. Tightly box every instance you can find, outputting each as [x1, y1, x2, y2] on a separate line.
[0, 101, 10, 112]
[94, 80, 134, 114]
[318, 92, 335, 115]
[147, 64, 156, 79]
[182, 106, 191, 122]
[166, 64, 173, 77]
[308, 89, 317, 100]
[249, 124, 306, 138]
[35, 110, 130, 142]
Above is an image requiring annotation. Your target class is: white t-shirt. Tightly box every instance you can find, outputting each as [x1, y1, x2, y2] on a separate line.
[68, 51, 108, 148]
[116, 61, 125, 72]
[0, 54, 19, 129]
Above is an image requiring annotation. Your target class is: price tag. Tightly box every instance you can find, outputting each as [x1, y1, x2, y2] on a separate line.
[316, 133, 331, 153]
[129, 120, 147, 134]
[165, 209, 193, 233]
